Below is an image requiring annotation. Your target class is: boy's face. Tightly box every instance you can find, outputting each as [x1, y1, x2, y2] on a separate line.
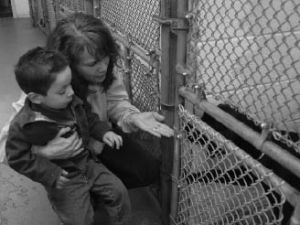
[40, 66, 74, 109]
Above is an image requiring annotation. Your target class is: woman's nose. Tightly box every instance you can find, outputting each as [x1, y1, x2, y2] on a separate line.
[96, 61, 107, 70]
[67, 86, 74, 97]
[96, 57, 109, 70]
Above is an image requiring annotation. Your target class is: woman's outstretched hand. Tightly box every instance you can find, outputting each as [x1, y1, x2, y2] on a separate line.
[131, 112, 174, 138]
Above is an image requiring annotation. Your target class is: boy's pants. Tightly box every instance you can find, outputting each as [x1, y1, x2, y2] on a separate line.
[45, 159, 131, 225]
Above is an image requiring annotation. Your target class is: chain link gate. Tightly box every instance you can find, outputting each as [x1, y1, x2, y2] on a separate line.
[170, 0, 300, 225]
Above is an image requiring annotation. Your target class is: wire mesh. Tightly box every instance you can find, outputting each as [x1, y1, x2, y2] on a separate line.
[97, 0, 162, 158]
[58, 0, 85, 11]
[130, 55, 160, 112]
[55, 0, 86, 19]
[174, 106, 289, 225]
[99, 0, 160, 52]
[97, 0, 161, 114]
[186, 0, 300, 154]
[115, 48, 161, 158]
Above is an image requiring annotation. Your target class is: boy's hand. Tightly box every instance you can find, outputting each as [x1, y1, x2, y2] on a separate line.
[103, 131, 123, 149]
[55, 170, 70, 189]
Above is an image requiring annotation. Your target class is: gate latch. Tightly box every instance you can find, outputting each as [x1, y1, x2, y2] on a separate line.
[152, 15, 189, 33]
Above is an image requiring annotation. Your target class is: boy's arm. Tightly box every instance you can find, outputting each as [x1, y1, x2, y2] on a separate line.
[6, 123, 62, 187]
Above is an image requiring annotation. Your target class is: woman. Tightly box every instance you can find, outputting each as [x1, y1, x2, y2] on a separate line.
[39, 12, 173, 189]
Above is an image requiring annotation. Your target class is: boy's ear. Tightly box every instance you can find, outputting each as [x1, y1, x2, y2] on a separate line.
[27, 92, 44, 104]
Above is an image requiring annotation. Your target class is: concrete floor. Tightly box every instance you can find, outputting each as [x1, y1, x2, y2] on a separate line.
[0, 18, 162, 225]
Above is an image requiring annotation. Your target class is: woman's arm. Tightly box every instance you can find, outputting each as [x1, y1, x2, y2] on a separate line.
[106, 75, 140, 132]
[106, 75, 174, 137]
[31, 127, 83, 159]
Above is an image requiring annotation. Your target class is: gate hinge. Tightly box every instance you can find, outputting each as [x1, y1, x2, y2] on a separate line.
[152, 15, 189, 33]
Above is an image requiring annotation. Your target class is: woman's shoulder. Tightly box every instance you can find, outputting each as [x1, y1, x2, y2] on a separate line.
[106, 75, 129, 98]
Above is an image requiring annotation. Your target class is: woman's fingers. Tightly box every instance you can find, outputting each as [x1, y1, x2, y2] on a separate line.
[57, 127, 71, 137]
[56, 132, 83, 157]
[133, 112, 174, 138]
[32, 128, 83, 159]
[61, 169, 69, 177]
[159, 124, 174, 137]
[149, 123, 174, 137]
[68, 132, 83, 149]
[152, 112, 165, 121]
[149, 112, 174, 137]
[147, 127, 162, 138]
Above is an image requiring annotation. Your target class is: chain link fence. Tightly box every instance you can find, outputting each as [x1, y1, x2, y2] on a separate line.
[173, 0, 300, 224]
[97, 0, 162, 158]
[98, 0, 161, 113]
[54, 0, 86, 20]
[173, 105, 297, 225]
[186, 0, 300, 153]
[99, 0, 160, 52]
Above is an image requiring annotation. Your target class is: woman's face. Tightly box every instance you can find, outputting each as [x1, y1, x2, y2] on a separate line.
[75, 48, 109, 84]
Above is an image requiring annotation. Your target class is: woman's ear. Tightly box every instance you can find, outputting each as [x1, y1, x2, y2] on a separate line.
[27, 92, 44, 104]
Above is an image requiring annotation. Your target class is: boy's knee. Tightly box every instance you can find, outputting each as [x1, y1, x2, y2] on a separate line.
[111, 179, 130, 204]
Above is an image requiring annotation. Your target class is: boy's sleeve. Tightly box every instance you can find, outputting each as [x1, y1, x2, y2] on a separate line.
[83, 101, 112, 141]
[5, 123, 62, 187]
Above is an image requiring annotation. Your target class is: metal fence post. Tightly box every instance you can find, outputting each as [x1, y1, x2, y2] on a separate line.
[158, 0, 189, 224]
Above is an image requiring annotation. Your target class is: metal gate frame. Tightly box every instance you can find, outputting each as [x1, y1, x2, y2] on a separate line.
[160, 1, 300, 225]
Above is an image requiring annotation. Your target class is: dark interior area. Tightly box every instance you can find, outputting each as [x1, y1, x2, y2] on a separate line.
[0, 0, 13, 18]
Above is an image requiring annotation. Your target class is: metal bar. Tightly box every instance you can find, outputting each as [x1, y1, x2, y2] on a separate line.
[179, 86, 300, 179]
[159, 0, 177, 224]
[169, 0, 188, 222]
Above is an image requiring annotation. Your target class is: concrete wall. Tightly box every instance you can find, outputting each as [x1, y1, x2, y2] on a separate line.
[11, 0, 30, 18]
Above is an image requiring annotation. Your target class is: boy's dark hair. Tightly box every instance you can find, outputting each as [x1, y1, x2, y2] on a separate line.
[46, 12, 119, 90]
[15, 47, 69, 95]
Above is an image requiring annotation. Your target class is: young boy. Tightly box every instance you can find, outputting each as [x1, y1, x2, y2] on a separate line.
[5, 47, 130, 225]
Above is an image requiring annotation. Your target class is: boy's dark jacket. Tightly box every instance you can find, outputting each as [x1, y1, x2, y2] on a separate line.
[6, 95, 111, 187]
